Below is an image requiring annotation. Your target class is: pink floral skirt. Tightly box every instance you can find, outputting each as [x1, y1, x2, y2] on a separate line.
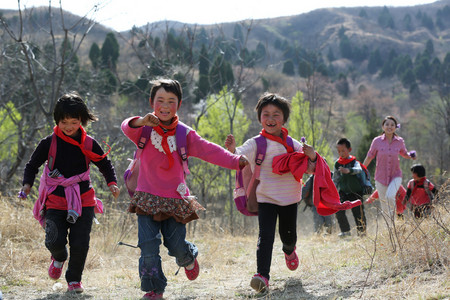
[129, 191, 205, 224]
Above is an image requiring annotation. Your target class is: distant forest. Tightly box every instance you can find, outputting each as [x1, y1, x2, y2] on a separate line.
[0, 1, 449, 224]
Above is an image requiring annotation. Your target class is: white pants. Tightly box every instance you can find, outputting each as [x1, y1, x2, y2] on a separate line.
[375, 177, 402, 219]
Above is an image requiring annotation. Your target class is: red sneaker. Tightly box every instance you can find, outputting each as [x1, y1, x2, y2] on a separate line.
[67, 281, 84, 293]
[48, 256, 64, 280]
[250, 273, 269, 293]
[184, 258, 199, 280]
[143, 291, 163, 299]
[285, 248, 299, 271]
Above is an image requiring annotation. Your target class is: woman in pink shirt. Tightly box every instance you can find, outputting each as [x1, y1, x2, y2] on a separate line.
[122, 79, 248, 300]
[363, 116, 416, 220]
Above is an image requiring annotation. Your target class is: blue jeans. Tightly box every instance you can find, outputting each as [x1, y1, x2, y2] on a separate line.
[137, 215, 198, 293]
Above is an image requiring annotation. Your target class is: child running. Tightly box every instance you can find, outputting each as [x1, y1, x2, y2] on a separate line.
[225, 93, 317, 293]
[402, 164, 438, 218]
[19, 92, 120, 293]
[121, 78, 248, 300]
[333, 138, 367, 237]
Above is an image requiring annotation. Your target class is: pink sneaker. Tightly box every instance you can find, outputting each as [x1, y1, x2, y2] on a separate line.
[143, 291, 163, 299]
[250, 273, 269, 293]
[67, 281, 84, 293]
[48, 256, 64, 280]
[184, 258, 199, 281]
[284, 248, 299, 271]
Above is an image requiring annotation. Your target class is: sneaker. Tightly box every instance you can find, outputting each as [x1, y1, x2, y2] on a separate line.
[338, 231, 351, 238]
[48, 256, 64, 280]
[143, 291, 163, 299]
[67, 281, 84, 293]
[250, 273, 269, 293]
[284, 248, 299, 271]
[184, 258, 199, 281]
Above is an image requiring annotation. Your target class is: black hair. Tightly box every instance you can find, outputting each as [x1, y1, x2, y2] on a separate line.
[411, 164, 426, 177]
[336, 138, 351, 149]
[255, 93, 290, 123]
[382, 115, 399, 136]
[53, 92, 97, 126]
[149, 78, 183, 108]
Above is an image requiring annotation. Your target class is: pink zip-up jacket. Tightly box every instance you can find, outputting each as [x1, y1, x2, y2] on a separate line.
[33, 164, 90, 227]
[122, 117, 242, 199]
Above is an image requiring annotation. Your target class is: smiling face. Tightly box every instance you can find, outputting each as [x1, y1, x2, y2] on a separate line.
[260, 104, 285, 137]
[382, 118, 397, 136]
[151, 88, 179, 126]
[58, 117, 81, 137]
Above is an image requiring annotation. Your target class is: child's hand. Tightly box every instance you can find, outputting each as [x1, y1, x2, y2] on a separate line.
[239, 155, 249, 169]
[142, 113, 160, 127]
[338, 166, 350, 174]
[18, 184, 31, 199]
[109, 184, 120, 199]
[302, 144, 317, 161]
[225, 134, 236, 153]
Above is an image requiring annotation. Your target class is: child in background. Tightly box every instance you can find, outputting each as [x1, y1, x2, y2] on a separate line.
[363, 116, 416, 220]
[402, 164, 438, 218]
[302, 174, 333, 235]
[225, 93, 317, 294]
[333, 138, 367, 237]
[367, 185, 407, 218]
[19, 92, 120, 293]
[122, 79, 248, 300]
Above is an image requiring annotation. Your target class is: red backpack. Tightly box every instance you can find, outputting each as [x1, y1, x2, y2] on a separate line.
[234, 135, 294, 216]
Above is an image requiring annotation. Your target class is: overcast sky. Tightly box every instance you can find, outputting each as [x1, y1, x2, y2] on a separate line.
[1, 0, 439, 31]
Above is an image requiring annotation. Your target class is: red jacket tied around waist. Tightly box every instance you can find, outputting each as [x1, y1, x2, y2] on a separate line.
[272, 152, 362, 216]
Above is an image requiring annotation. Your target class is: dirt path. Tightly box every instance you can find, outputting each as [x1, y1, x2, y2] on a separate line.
[2, 232, 447, 300]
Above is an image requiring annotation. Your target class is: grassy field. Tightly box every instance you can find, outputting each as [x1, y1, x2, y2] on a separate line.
[0, 182, 449, 300]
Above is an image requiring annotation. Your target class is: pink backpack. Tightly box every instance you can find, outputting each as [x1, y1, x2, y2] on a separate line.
[234, 135, 293, 216]
[124, 123, 189, 197]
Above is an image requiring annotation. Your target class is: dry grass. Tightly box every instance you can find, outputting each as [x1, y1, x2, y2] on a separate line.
[0, 182, 449, 300]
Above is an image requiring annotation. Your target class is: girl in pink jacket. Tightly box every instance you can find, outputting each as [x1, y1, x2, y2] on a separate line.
[122, 79, 248, 300]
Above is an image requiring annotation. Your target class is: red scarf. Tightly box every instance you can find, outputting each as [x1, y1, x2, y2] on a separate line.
[54, 126, 110, 162]
[260, 128, 294, 153]
[152, 115, 179, 169]
[337, 155, 356, 165]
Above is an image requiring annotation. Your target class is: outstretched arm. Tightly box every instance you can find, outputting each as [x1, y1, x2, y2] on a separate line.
[363, 156, 373, 168]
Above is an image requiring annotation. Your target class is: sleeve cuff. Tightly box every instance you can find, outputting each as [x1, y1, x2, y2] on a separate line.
[107, 182, 117, 187]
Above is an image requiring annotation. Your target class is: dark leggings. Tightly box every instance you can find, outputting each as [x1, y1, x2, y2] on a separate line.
[335, 192, 366, 233]
[44, 207, 94, 283]
[256, 202, 298, 280]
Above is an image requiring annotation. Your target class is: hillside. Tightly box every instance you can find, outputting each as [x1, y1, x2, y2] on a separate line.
[1, 1, 449, 72]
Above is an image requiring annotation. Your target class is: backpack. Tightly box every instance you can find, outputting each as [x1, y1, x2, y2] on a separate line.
[124, 123, 189, 197]
[357, 161, 373, 195]
[47, 133, 103, 214]
[234, 135, 294, 216]
[409, 179, 434, 204]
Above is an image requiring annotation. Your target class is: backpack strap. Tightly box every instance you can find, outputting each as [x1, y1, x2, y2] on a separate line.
[424, 179, 434, 203]
[176, 122, 190, 175]
[48, 133, 93, 170]
[48, 133, 58, 171]
[286, 136, 294, 150]
[135, 126, 152, 159]
[253, 135, 267, 180]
